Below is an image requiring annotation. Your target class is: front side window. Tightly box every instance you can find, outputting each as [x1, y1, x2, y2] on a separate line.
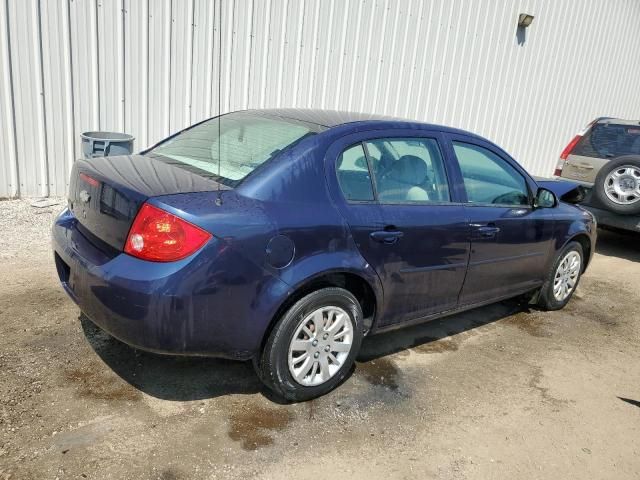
[364, 138, 450, 203]
[453, 141, 529, 206]
[336, 144, 374, 201]
[146, 112, 323, 187]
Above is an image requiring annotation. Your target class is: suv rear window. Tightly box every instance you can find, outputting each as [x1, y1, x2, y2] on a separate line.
[146, 112, 324, 187]
[572, 123, 640, 159]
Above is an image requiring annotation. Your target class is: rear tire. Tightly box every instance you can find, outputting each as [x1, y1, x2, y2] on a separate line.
[593, 155, 640, 215]
[537, 241, 584, 311]
[254, 287, 364, 402]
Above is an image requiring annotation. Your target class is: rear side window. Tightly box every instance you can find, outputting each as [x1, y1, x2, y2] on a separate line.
[364, 138, 450, 203]
[336, 144, 374, 201]
[453, 141, 529, 206]
[573, 123, 640, 158]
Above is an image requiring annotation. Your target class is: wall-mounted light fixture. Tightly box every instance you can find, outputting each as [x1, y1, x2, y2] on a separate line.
[518, 13, 535, 28]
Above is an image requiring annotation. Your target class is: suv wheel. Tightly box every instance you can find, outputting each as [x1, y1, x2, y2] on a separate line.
[254, 287, 364, 401]
[593, 155, 640, 215]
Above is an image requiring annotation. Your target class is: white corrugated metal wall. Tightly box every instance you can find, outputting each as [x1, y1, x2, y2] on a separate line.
[1, 0, 640, 198]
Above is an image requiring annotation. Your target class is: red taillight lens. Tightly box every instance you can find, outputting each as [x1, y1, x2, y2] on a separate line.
[124, 203, 212, 262]
[560, 135, 581, 160]
[79, 172, 100, 187]
[555, 134, 583, 176]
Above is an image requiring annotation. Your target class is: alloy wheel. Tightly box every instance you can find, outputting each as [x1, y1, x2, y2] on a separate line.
[604, 165, 640, 205]
[288, 306, 353, 387]
[553, 251, 581, 301]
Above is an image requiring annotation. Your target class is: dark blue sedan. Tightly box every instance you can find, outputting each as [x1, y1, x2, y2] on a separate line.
[53, 109, 597, 400]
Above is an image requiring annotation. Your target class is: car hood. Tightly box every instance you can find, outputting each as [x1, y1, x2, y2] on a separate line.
[535, 177, 587, 204]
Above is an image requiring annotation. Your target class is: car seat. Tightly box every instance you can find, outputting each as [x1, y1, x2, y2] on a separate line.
[378, 155, 430, 202]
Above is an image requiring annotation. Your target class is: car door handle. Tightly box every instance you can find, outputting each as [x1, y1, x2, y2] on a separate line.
[478, 226, 500, 237]
[370, 230, 404, 244]
[471, 224, 501, 238]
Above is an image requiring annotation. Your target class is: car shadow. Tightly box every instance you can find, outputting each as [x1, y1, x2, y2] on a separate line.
[81, 298, 528, 402]
[80, 315, 264, 401]
[595, 227, 640, 263]
[358, 298, 524, 361]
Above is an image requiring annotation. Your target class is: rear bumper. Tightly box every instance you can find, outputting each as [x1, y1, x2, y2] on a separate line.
[573, 187, 640, 232]
[581, 205, 640, 232]
[52, 209, 289, 359]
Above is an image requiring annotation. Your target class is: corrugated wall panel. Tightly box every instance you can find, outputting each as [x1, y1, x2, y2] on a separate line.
[190, 0, 216, 123]
[7, 0, 48, 197]
[263, 0, 284, 108]
[40, 0, 75, 196]
[229, 0, 252, 110]
[247, 0, 269, 108]
[169, 0, 194, 132]
[0, 0, 18, 198]
[2, 0, 640, 197]
[97, 0, 125, 132]
[69, 0, 100, 171]
[296, 0, 320, 108]
[147, 0, 172, 143]
[124, 0, 150, 148]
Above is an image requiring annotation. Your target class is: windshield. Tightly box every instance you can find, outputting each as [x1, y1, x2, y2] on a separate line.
[146, 112, 324, 187]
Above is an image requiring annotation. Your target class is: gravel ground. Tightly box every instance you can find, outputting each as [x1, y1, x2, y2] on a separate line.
[0, 199, 639, 480]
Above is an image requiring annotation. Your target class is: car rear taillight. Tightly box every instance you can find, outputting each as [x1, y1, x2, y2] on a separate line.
[560, 135, 582, 161]
[555, 134, 582, 176]
[79, 172, 100, 187]
[555, 119, 600, 176]
[124, 203, 212, 262]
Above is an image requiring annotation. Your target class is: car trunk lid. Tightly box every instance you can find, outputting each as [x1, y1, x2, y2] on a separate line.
[68, 155, 223, 251]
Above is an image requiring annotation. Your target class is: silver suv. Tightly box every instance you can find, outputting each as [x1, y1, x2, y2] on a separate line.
[555, 117, 640, 231]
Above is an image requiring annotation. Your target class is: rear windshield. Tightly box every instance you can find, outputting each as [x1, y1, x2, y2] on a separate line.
[146, 112, 324, 187]
[573, 123, 640, 159]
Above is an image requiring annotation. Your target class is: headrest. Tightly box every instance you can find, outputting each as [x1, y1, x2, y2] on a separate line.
[386, 155, 428, 185]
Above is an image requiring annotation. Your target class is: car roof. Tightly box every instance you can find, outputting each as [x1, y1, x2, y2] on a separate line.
[248, 108, 398, 127]
[594, 117, 640, 126]
[247, 108, 482, 138]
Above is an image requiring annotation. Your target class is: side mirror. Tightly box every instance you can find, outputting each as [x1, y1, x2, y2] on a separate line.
[534, 187, 557, 208]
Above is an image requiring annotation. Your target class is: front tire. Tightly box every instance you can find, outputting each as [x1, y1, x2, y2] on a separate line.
[537, 241, 584, 310]
[255, 287, 364, 402]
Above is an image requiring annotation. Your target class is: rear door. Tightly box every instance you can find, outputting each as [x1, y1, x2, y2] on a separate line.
[363, 135, 469, 326]
[443, 135, 555, 305]
[326, 130, 470, 327]
[332, 142, 388, 274]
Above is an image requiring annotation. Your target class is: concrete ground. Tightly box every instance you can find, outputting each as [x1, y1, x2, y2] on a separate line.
[0, 199, 639, 480]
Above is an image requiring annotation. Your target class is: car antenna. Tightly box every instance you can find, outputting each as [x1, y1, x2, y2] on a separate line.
[215, 0, 223, 207]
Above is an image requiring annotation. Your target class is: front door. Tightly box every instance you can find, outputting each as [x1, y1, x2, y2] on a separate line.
[446, 137, 555, 305]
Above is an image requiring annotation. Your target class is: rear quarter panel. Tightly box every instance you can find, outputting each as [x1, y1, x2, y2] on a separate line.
[156, 133, 384, 345]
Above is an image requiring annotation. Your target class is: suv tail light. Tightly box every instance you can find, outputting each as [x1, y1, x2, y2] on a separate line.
[555, 134, 582, 176]
[124, 203, 212, 262]
[559, 135, 582, 161]
[555, 119, 600, 176]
